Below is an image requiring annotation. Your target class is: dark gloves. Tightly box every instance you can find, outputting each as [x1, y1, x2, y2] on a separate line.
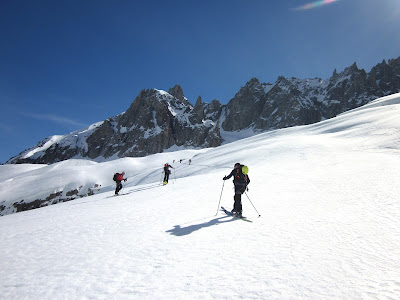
[124, 179, 127, 182]
[223, 176, 227, 180]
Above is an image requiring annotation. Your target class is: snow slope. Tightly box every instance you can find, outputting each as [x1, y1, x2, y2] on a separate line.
[1, 93, 400, 299]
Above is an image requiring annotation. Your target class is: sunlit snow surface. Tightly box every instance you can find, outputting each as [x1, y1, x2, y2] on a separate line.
[1, 93, 400, 299]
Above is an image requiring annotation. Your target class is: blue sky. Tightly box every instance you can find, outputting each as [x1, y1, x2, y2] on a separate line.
[1, 0, 400, 164]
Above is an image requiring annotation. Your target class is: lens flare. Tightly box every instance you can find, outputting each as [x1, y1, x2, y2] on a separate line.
[294, 0, 340, 11]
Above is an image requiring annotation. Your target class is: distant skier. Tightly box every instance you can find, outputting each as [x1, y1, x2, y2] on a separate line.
[113, 171, 127, 195]
[163, 163, 173, 185]
[223, 163, 250, 217]
[189, 159, 192, 165]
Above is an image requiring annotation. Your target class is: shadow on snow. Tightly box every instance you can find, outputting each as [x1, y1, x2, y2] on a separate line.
[166, 215, 237, 236]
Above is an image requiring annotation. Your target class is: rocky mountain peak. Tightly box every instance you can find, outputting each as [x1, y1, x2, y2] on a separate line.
[244, 77, 261, 88]
[168, 84, 185, 101]
[370, 57, 400, 95]
[342, 62, 359, 75]
[388, 57, 400, 71]
[189, 96, 205, 124]
[195, 96, 202, 107]
[332, 68, 339, 79]
[6, 56, 400, 165]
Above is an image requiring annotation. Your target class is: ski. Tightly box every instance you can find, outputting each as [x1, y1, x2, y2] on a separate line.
[221, 206, 252, 222]
[116, 192, 131, 196]
[106, 193, 130, 198]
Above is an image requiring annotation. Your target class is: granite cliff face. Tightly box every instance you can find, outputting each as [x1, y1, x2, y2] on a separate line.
[7, 57, 400, 164]
[222, 57, 400, 132]
[8, 86, 222, 164]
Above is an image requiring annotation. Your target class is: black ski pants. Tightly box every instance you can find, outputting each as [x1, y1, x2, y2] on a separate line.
[164, 171, 170, 183]
[233, 184, 246, 213]
[115, 181, 123, 194]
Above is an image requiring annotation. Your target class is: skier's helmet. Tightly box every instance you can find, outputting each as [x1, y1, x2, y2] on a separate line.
[234, 163, 241, 168]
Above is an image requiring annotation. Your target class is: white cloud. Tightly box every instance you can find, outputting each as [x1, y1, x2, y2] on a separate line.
[21, 112, 87, 128]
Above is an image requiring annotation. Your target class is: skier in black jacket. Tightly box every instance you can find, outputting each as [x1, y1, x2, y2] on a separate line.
[163, 163, 173, 185]
[223, 163, 250, 217]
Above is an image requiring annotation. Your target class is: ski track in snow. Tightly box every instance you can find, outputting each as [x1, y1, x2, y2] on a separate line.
[1, 94, 400, 299]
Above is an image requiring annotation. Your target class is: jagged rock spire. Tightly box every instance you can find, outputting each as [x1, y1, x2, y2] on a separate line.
[168, 84, 185, 101]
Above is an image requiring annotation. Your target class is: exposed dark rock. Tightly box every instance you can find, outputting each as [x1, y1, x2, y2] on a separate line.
[6, 56, 400, 165]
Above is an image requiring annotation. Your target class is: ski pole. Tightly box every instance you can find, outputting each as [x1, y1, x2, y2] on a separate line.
[244, 191, 261, 217]
[121, 178, 127, 193]
[215, 180, 225, 215]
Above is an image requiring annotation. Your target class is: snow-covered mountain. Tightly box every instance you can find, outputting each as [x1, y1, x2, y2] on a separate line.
[1, 93, 399, 299]
[6, 57, 400, 165]
[1, 91, 400, 216]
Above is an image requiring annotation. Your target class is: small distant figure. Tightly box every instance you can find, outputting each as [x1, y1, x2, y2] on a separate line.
[180, 159, 183, 163]
[113, 171, 127, 195]
[163, 163, 173, 185]
[189, 159, 192, 165]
